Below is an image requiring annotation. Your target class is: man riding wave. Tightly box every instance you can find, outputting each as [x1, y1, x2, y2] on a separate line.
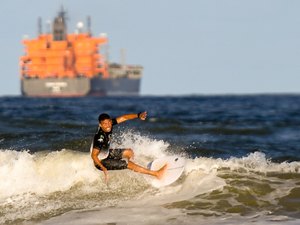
[91, 112, 167, 183]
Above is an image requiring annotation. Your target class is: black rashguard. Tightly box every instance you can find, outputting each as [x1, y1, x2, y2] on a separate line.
[92, 118, 117, 159]
[92, 118, 128, 170]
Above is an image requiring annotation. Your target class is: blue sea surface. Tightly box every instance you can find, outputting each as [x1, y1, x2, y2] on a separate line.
[1, 95, 300, 161]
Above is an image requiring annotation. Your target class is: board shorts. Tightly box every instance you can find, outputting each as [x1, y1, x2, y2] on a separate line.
[95, 148, 128, 170]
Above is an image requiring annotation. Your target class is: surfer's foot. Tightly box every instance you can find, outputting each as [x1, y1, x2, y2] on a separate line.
[156, 163, 168, 180]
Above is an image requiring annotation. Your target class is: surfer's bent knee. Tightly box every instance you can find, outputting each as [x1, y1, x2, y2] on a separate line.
[122, 148, 134, 159]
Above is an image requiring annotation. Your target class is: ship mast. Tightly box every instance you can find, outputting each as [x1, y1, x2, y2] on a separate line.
[87, 16, 92, 36]
[120, 48, 126, 69]
[38, 17, 42, 35]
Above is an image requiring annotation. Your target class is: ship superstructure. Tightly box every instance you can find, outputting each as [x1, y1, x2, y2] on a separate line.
[20, 8, 142, 97]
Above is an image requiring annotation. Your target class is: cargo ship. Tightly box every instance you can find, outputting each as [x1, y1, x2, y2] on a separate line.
[19, 8, 142, 97]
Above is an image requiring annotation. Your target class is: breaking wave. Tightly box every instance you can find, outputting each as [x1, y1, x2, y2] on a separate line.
[0, 132, 299, 224]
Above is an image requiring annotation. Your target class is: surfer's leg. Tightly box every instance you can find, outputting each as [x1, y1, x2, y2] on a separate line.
[122, 148, 134, 160]
[127, 161, 168, 179]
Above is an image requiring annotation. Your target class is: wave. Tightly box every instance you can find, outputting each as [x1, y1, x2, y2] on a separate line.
[0, 132, 300, 224]
[1, 133, 299, 199]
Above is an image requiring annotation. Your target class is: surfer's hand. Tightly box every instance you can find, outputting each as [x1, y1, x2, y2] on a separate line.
[138, 111, 147, 120]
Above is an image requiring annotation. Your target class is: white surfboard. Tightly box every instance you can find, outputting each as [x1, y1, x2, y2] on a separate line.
[147, 156, 185, 188]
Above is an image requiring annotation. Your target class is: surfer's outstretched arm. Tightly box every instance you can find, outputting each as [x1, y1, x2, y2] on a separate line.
[116, 111, 147, 124]
[127, 161, 167, 179]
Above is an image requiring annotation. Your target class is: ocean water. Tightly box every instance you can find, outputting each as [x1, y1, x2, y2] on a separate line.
[0, 95, 299, 225]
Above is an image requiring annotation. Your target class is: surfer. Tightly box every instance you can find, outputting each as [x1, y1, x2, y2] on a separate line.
[91, 112, 168, 183]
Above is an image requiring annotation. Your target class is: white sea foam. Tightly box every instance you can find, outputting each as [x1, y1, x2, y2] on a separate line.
[221, 151, 300, 173]
[0, 149, 100, 200]
[113, 131, 171, 160]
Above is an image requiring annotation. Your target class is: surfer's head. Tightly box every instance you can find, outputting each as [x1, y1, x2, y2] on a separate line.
[98, 113, 111, 122]
[98, 113, 112, 132]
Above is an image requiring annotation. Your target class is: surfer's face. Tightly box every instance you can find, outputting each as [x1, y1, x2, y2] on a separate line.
[100, 119, 112, 132]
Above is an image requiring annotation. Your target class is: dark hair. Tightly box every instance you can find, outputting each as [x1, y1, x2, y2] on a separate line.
[98, 113, 111, 122]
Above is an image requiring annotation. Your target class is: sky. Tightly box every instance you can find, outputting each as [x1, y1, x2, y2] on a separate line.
[1, 0, 300, 96]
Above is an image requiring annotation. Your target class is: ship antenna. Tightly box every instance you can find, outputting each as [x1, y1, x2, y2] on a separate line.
[105, 44, 110, 64]
[120, 48, 126, 69]
[87, 16, 92, 36]
[46, 20, 51, 34]
[38, 17, 42, 35]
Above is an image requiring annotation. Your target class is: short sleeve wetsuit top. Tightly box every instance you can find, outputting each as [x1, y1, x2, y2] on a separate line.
[93, 118, 117, 159]
[92, 118, 128, 170]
